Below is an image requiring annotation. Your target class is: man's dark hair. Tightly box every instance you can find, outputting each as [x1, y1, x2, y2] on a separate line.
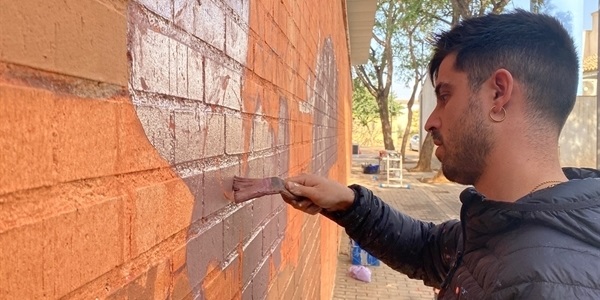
[429, 9, 579, 130]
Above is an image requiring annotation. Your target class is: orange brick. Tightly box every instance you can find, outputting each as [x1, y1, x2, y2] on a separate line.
[116, 102, 166, 174]
[171, 267, 193, 300]
[260, 0, 274, 17]
[241, 76, 263, 115]
[277, 5, 288, 32]
[264, 53, 275, 85]
[1, 1, 354, 300]
[202, 258, 242, 300]
[131, 178, 194, 256]
[253, 42, 266, 79]
[44, 196, 125, 298]
[0, 0, 127, 85]
[53, 96, 119, 182]
[0, 221, 45, 299]
[0, 196, 123, 299]
[0, 84, 55, 195]
[107, 260, 171, 300]
[172, 245, 188, 273]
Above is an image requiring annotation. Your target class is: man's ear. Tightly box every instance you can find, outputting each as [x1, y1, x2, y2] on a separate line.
[490, 69, 514, 110]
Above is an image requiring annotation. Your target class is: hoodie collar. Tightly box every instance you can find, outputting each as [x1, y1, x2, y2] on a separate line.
[457, 168, 600, 252]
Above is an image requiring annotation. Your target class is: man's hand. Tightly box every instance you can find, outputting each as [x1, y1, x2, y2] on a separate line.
[281, 174, 356, 215]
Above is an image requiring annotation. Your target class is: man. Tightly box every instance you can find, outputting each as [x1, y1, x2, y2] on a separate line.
[282, 10, 600, 299]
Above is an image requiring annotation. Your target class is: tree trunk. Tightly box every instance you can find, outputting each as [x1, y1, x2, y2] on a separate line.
[400, 78, 419, 162]
[366, 122, 374, 146]
[432, 169, 450, 183]
[423, 169, 451, 183]
[377, 94, 395, 151]
[401, 27, 422, 163]
[400, 108, 413, 161]
[410, 132, 434, 172]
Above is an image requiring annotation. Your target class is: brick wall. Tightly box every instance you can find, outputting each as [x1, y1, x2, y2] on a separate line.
[0, 0, 352, 299]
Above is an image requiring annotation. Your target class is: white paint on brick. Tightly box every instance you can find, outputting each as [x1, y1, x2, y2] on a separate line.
[174, 110, 203, 164]
[188, 49, 204, 101]
[185, 0, 225, 51]
[196, 0, 226, 50]
[205, 113, 225, 158]
[263, 155, 277, 177]
[205, 59, 242, 110]
[174, 0, 226, 50]
[173, 0, 194, 32]
[226, 15, 248, 64]
[299, 74, 315, 114]
[131, 26, 196, 99]
[137, 0, 173, 21]
[131, 28, 170, 95]
[277, 123, 285, 147]
[223, 0, 249, 23]
[225, 114, 244, 155]
[169, 40, 189, 98]
[252, 118, 272, 152]
[135, 105, 174, 163]
[131, 0, 253, 174]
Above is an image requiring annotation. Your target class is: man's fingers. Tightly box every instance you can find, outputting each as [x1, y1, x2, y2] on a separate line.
[285, 181, 321, 202]
[286, 174, 310, 186]
[280, 189, 300, 202]
[293, 200, 321, 215]
[305, 204, 322, 215]
[284, 174, 327, 210]
[285, 181, 307, 197]
[294, 199, 313, 209]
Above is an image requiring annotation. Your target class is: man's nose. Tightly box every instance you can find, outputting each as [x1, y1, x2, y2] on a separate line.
[424, 111, 440, 133]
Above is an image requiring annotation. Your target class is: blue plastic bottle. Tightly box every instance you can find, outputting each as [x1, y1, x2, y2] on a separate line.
[367, 253, 380, 266]
[350, 239, 362, 265]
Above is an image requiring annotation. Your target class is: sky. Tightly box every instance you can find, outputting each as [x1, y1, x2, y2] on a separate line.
[392, 0, 598, 100]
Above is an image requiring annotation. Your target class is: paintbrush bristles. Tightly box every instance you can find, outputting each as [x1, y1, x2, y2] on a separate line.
[233, 176, 284, 203]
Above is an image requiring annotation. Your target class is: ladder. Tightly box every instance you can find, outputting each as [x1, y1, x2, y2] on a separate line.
[379, 153, 410, 189]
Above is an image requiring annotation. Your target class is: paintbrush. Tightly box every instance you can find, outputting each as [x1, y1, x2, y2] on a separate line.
[232, 176, 299, 203]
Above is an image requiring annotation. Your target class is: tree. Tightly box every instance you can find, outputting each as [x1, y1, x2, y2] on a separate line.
[354, 0, 404, 150]
[396, 1, 436, 162]
[411, 0, 511, 174]
[450, 0, 511, 23]
[530, 0, 544, 13]
[352, 78, 402, 146]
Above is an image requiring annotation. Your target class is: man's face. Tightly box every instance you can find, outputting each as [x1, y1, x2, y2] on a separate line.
[425, 55, 494, 185]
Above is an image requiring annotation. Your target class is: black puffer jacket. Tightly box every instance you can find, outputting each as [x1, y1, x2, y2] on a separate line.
[323, 168, 600, 299]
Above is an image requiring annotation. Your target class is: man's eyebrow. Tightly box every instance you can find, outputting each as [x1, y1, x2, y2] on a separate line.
[435, 82, 452, 96]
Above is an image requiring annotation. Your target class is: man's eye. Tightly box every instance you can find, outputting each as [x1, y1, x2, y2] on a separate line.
[438, 95, 449, 103]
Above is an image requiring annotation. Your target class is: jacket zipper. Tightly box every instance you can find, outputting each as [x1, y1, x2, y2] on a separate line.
[438, 202, 469, 298]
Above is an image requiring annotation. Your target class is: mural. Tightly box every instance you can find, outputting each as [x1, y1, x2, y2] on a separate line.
[127, 0, 340, 298]
[0, 0, 348, 298]
[309, 37, 338, 175]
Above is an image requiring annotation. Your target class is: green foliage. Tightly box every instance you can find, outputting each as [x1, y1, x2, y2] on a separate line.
[353, 0, 405, 150]
[352, 78, 402, 127]
[353, 0, 512, 150]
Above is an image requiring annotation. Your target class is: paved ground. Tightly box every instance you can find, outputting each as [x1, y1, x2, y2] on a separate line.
[331, 147, 466, 300]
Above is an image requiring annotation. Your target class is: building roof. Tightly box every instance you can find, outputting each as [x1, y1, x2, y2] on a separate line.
[346, 0, 378, 65]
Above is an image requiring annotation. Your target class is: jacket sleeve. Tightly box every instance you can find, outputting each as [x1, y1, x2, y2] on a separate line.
[321, 184, 462, 288]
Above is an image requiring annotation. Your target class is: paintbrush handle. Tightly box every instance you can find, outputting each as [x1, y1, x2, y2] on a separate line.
[233, 176, 300, 203]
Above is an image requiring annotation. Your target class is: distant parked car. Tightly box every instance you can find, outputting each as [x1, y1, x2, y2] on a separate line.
[409, 134, 420, 151]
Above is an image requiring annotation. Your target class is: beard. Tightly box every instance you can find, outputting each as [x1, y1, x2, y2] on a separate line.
[437, 96, 494, 185]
